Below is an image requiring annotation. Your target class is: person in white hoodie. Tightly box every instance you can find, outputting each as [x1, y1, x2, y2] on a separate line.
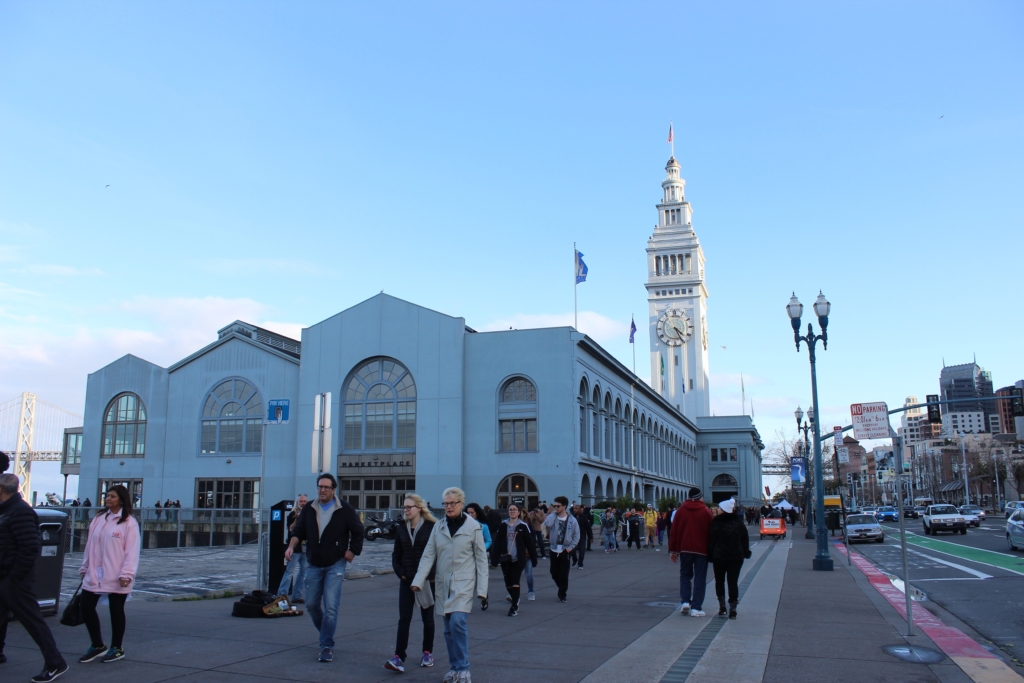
[411, 487, 488, 683]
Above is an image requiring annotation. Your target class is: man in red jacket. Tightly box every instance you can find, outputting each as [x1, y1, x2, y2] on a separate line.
[669, 487, 714, 617]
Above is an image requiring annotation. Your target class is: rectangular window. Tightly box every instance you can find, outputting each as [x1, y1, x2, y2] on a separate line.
[397, 402, 416, 448]
[103, 424, 114, 456]
[194, 478, 259, 509]
[364, 495, 376, 509]
[689, 379, 694, 390]
[674, 354, 679, 366]
[730, 448, 738, 461]
[579, 407, 587, 453]
[711, 448, 719, 462]
[670, 255, 677, 274]
[500, 419, 537, 452]
[345, 404, 363, 450]
[245, 419, 262, 453]
[656, 258, 661, 276]
[365, 403, 394, 449]
[114, 424, 133, 455]
[201, 421, 217, 453]
[219, 419, 244, 453]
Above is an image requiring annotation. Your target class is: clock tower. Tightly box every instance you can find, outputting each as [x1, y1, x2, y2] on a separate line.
[646, 155, 710, 418]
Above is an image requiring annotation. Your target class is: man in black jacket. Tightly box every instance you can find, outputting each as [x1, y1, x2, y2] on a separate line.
[0, 470, 69, 681]
[285, 473, 364, 664]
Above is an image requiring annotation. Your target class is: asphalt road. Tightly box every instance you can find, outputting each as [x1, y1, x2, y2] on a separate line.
[850, 518, 1024, 665]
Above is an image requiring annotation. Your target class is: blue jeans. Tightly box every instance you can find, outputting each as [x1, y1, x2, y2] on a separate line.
[305, 558, 347, 649]
[603, 531, 616, 550]
[524, 560, 534, 593]
[282, 552, 307, 601]
[443, 611, 470, 671]
[678, 553, 708, 610]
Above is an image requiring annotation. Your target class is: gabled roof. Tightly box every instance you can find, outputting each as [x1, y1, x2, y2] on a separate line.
[167, 327, 301, 374]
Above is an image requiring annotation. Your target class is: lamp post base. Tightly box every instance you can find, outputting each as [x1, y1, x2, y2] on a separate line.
[812, 555, 834, 571]
[804, 530, 814, 539]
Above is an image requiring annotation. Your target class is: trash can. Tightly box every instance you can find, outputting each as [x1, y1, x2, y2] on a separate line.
[34, 509, 68, 616]
[825, 511, 841, 536]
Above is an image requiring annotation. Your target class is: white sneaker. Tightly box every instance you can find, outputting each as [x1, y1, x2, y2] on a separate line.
[528, 592, 535, 601]
[680, 602, 690, 615]
[459, 672, 472, 683]
[690, 609, 706, 617]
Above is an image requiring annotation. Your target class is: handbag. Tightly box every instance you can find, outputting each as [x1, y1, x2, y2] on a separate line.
[60, 582, 85, 627]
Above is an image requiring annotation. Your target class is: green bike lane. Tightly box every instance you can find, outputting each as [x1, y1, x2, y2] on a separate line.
[878, 522, 1024, 576]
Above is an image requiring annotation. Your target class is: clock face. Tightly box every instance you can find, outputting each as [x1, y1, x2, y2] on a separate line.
[656, 309, 693, 346]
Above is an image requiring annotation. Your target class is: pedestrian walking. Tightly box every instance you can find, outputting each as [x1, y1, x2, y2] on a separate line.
[600, 509, 617, 552]
[626, 510, 643, 549]
[284, 474, 364, 663]
[656, 511, 668, 546]
[644, 504, 658, 549]
[281, 494, 309, 604]
[495, 503, 537, 616]
[543, 496, 580, 602]
[384, 494, 437, 673]
[529, 505, 547, 558]
[464, 503, 492, 551]
[707, 499, 751, 619]
[669, 487, 714, 618]
[77, 484, 141, 664]
[0, 468, 69, 681]
[570, 504, 589, 568]
[411, 487, 489, 683]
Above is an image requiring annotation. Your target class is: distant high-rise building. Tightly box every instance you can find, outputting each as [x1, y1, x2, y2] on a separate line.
[996, 381, 1024, 438]
[939, 362, 995, 422]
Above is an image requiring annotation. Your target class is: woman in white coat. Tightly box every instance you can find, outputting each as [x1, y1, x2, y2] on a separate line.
[411, 487, 488, 683]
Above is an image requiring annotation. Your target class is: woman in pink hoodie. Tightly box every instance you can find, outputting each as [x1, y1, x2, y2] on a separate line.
[77, 484, 141, 664]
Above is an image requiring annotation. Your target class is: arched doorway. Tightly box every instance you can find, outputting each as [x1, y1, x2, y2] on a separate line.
[616, 480, 624, 498]
[581, 474, 592, 504]
[496, 473, 539, 510]
[606, 480, 614, 500]
[711, 473, 739, 504]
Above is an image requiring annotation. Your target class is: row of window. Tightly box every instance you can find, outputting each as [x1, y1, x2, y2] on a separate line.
[655, 288, 694, 297]
[655, 253, 691, 276]
[710, 448, 738, 462]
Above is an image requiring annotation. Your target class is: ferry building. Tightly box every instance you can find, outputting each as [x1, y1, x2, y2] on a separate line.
[76, 157, 764, 511]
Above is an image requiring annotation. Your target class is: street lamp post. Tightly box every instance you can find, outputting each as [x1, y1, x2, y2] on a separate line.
[795, 406, 814, 540]
[787, 292, 834, 571]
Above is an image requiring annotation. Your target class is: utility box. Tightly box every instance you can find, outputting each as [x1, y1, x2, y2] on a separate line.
[266, 500, 293, 596]
[34, 509, 68, 616]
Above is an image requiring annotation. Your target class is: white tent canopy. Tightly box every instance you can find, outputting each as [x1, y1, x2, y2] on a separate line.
[774, 500, 795, 509]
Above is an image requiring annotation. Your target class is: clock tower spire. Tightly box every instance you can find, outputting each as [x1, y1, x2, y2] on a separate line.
[645, 153, 710, 418]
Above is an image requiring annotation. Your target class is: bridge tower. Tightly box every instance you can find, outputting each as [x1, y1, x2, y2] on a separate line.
[14, 392, 37, 499]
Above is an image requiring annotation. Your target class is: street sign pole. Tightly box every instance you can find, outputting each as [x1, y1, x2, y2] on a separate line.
[892, 426, 914, 637]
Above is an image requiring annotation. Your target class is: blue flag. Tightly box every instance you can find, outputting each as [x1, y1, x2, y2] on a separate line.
[629, 318, 637, 343]
[575, 249, 588, 284]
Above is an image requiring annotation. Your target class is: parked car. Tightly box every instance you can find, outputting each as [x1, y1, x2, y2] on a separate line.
[876, 506, 898, 522]
[1005, 501, 1024, 519]
[923, 504, 967, 535]
[1007, 509, 1024, 550]
[958, 505, 984, 527]
[844, 514, 885, 543]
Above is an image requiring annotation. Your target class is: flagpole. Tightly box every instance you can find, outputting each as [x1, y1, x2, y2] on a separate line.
[631, 314, 636, 375]
[670, 120, 675, 157]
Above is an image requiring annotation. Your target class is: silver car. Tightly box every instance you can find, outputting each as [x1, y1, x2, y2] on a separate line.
[959, 505, 984, 527]
[1007, 509, 1024, 551]
[844, 514, 885, 543]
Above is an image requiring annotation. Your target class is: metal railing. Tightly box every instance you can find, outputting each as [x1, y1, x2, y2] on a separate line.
[48, 507, 267, 554]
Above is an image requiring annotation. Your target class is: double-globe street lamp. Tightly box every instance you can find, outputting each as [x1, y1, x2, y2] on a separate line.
[787, 291, 834, 571]
[794, 405, 814, 540]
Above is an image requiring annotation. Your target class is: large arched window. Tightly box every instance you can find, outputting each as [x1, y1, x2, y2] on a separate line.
[200, 379, 263, 454]
[712, 473, 739, 487]
[102, 393, 147, 457]
[496, 473, 539, 510]
[343, 358, 416, 451]
[498, 376, 538, 452]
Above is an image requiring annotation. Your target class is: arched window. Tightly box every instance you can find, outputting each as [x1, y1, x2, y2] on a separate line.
[603, 393, 612, 461]
[591, 386, 601, 460]
[200, 379, 263, 454]
[712, 473, 739, 487]
[343, 358, 416, 452]
[498, 376, 538, 452]
[578, 379, 589, 454]
[496, 473, 539, 510]
[102, 393, 147, 457]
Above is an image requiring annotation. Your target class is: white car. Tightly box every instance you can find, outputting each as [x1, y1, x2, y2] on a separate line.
[958, 505, 983, 527]
[1007, 509, 1024, 551]
[922, 504, 967, 535]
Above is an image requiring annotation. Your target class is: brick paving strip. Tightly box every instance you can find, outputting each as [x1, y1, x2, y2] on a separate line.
[836, 541, 1022, 683]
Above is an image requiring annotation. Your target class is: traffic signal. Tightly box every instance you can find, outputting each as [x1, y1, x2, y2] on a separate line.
[926, 394, 941, 423]
[846, 473, 853, 485]
[1012, 388, 1024, 417]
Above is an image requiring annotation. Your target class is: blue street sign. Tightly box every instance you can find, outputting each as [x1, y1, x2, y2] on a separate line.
[268, 399, 290, 424]
[791, 456, 807, 485]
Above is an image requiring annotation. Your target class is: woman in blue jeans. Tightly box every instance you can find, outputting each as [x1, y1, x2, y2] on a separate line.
[281, 494, 308, 602]
[600, 509, 617, 551]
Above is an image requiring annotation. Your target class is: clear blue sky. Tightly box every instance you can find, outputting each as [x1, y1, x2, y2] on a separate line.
[2, 2, 1021, 499]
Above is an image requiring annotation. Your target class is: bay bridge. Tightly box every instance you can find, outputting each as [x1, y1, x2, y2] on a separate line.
[0, 392, 82, 500]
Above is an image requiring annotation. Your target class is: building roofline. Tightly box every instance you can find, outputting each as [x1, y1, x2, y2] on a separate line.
[167, 332, 301, 374]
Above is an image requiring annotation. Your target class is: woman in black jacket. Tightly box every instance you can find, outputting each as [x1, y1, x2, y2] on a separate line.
[706, 499, 751, 619]
[385, 494, 437, 673]
[495, 503, 537, 617]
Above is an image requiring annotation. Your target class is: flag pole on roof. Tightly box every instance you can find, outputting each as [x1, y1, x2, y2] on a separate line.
[629, 317, 637, 375]
[668, 122, 675, 158]
[574, 244, 588, 330]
